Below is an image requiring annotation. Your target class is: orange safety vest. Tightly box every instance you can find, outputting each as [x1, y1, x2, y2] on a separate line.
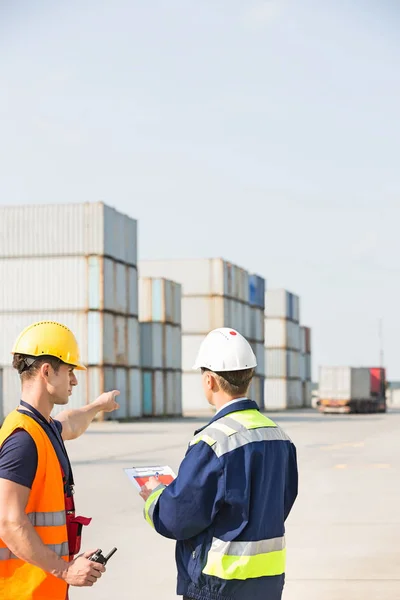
[0, 410, 70, 600]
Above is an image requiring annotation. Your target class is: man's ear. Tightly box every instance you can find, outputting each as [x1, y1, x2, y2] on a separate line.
[208, 372, 219, 392]
[39, 362, 51, 379]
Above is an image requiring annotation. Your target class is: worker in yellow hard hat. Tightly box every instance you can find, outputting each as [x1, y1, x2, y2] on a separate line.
[0, 321, 120, 600]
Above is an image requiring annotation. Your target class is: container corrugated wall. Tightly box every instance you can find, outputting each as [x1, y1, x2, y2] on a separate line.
[300, 326, 312, 405]
[139, 259, 254, 414]
[0, 202, 140, 421]
[265, 379, 302, 410]
[264, 289, 302, 410]
[0, 203, 137, 264]
[138, 277, 182, 417]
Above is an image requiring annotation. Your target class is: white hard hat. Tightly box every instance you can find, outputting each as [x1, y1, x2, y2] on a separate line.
[193, 328, 257, 372]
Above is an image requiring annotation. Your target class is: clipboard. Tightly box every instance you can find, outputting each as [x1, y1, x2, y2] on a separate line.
[124, 465, 176, 491]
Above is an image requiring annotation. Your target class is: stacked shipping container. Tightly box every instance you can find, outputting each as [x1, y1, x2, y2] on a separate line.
[300, 326, 312, 407]
[0, 203, 141, 420]
[264, 289, 302, 409]
[247, 275, 265, 409]
[139, 259, 263, 412]
[139, 278, 182, 416]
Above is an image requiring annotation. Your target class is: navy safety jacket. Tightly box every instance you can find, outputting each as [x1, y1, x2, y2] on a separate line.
[144, 399, 298, 600]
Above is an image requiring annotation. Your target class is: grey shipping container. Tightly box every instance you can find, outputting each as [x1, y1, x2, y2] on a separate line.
[0, 203, 137, 265]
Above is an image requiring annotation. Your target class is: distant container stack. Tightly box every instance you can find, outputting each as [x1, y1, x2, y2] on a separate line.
[0, 203, 141, 420]
[139, 259, 263, 412]
[300, 326, 312, 407]
[247, 274, 266, 409]
[139, 277, 182, 417]
[264, 289, 302, 409]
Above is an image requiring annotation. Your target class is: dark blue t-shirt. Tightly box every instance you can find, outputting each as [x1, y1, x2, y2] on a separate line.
[0, 410, 72, 491]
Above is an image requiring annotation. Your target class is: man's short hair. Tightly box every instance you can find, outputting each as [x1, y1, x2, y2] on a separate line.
[201, 367, 254, 396]
[12, 353, 63, 381]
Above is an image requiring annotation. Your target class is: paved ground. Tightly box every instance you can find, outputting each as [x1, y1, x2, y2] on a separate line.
[67, 408, 400, 600]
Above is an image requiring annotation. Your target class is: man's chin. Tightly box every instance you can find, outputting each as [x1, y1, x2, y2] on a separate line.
[54, 397, 70, 406]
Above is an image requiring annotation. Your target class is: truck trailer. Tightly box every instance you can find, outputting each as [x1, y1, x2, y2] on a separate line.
[318, 366, 386, 414]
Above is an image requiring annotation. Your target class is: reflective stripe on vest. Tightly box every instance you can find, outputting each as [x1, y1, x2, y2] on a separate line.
[0, 541, 69, 561]
[190, 410, 291, 458]
[144, 486, 165, 528]
[27, 510, 67, 527]
[203, 536, 286, 580]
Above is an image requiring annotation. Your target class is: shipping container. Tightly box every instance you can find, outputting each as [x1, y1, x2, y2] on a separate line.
[1, 364, 142, 421]
[305, 353, 312, 381]
[139, 278, 181, 325]
[250, 342, 265, 377]
[140, 323, 181, 370]
[248, 375, 265, 409]
[265, 349, 301, 379]
[265, 318, 300, 350]
[0, 203, 137, 265]
[249, 307, 264, 343]
[0, 257, 138, 316]
[164, 370, 182, 416]
[164, 324, 182, 370]
[182, 372, 213, 413]
[303, 327, 311, 353]
[302, 381, 312, 408]
[249, 275, 266, 309]
[370, 368, 385, 396]
[300, 328, 306, 355]
[319, 367, 371, 401]
[182, 296, 231, 333]
[0, 313, 140, 367]
[265, 290, 300, 323]
[139, 258, 249, 302]
[264, 379, 302, 410]
[142, 370, 165, 416]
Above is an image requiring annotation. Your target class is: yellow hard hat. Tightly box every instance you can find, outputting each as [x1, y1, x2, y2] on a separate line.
[12, 321, 86, 370]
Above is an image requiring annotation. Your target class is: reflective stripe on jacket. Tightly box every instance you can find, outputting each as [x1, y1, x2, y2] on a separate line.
[144, 399, 298, 600]
[0, 410, 69, 600]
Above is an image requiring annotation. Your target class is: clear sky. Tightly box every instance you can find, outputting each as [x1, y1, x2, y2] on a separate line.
[1, 0, 399, 380]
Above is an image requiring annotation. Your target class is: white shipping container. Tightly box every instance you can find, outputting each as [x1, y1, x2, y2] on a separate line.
[248, 375, 265, 409]
[0, 257, 138, 316]
[139, 278, 182, 325]
[182, 372, 214, 414]
[0, 312, 140, 367]
[182, 296, 232, 333]
[264, 379, 302, 410]
[265, 290, 300, 323]
[182, 335, 202, 372]
[265, 349, 288, 379]
[264, 318, 300, 350]
[139, 258, 249, 301]
[250, 342, 265, 377]
[1, 364, 142, 421]
[319, 367, 371, 401]
[0, 203, 137, 265]
[249, 307, 264, 343]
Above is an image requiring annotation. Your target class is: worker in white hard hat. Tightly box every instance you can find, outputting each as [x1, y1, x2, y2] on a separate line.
[140, 327, 298, 600]
[0, 321, 120, 600]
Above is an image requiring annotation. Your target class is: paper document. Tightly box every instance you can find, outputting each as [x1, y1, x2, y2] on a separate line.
[124, 465, 176, 491]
